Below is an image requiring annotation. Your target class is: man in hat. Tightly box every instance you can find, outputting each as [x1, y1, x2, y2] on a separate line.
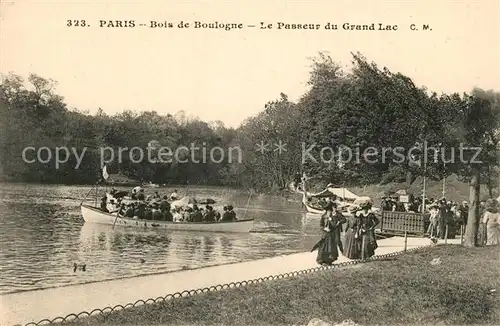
[390, 194, 404, 212]
[380, 196, 392, 211]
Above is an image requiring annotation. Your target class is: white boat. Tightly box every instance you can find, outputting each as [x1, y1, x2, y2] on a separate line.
[80, 204, 254, 233]
[300, 180, 353, 217]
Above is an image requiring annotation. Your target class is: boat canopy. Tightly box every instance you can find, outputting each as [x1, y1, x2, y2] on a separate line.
[171, 196, 216, 209]
[308, 187, 359, 200]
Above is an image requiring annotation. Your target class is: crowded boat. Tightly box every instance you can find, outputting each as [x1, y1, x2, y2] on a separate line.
[98, 186, 238, 223]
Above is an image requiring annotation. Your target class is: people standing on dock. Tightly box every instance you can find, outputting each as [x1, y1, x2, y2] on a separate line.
[380, 196, 392, 211]
[483, 199, 500, 246]
[356, 200, 380, 259]
[437, 199, 448, 239]
[458, 201, 469, 233]
[315, 202, 346, 265]
[427, 202, 439, 238]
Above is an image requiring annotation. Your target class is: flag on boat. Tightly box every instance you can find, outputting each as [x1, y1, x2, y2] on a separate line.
[102, 164, 109, 180]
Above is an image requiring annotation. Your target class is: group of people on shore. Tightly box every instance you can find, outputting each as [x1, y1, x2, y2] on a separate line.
[99, 186, 238, 223]
[380, 194, 469, 239]
[380, 192, 500, 246]
[315, 199, 380, 266]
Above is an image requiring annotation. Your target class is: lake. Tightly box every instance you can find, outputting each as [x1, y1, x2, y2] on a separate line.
[0, 183, 321, 294]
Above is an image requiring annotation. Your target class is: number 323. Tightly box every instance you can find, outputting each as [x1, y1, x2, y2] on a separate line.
[67, 20, 87, 27]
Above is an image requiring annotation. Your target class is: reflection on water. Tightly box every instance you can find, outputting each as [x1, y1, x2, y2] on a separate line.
[0, 183, 321, 294]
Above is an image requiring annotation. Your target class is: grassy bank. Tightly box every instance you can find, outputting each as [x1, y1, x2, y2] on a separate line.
[63, 245, 500, 326]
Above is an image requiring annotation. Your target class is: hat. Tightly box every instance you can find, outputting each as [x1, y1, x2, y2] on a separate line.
[353, 196, 373, 206]
[359, 202, 372, 209]
[347, 204, 361, 213]
[462, 201, 468, 205]
[428, 202, 439, 208]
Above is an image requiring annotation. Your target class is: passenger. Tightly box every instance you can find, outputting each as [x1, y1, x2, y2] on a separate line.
[124, 204, 135, 218]
[183, 207, 193, 222]
[144, 206, 153, 220]
[117, 203, 127, 216]
[131, 185, 142, 200]
[221, 206, 231, 222]
[169, 190, 180, 201]
[204, 205, 216, 222]
[100, 196, 109, 212]
[152, 204, 162, 220]
[110, 187, 117, 195]
[191, 206, 203, 222]
[160, 196, 172, 221]
[134, 202, 146, 219]
[172, 208, 183, 222]
[107, 198, 119, 214]
[153, 191, 161, 200]
[227, 205, 237, 221]
[215, 210, 222, 221]
[137, 189, 145, 201]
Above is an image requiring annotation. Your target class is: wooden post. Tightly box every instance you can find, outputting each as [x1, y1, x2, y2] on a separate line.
[404, 230, 408, 252]
[361, 235, 365, 260]
[95, 183, 98, 208]
[445, 225, 448, 244]
[460, 225, 464, 245]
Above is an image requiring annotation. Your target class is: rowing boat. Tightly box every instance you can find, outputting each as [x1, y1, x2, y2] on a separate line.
[80, 204, 254, 233]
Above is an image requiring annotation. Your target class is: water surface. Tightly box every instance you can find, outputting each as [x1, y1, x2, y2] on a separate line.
[0, 183, 321, 294]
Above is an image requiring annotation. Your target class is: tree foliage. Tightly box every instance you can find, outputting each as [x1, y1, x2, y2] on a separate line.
[1, 55, 498, 208]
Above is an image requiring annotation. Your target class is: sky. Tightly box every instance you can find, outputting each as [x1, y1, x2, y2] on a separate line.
[1, 0, 499, 128]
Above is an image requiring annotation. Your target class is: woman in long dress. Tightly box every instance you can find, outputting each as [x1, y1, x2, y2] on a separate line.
[316, 204, 346, 265]
[343, 205, 361, 259]
[357, 202, 380, 259]
[483, 199, 500, 246]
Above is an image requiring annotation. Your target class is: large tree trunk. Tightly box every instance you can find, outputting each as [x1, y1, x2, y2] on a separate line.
[463, 167, 481, 247]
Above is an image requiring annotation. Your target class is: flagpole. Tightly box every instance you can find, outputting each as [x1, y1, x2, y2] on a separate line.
[442, 162, 446, 199]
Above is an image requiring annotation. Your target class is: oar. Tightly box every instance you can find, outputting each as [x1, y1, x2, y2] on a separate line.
[80, 186, 95, 206]
[112, 211, 121, 229]
[242, 190, 253, 219]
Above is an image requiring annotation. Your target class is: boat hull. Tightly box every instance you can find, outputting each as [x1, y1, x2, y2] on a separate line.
[81, 205, 254, 233]
[303, 202, 352, 217]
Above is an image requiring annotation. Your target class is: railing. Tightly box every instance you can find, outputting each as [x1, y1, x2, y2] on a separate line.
[23, 244, 434, 326]
[379, 211, 427, 236]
